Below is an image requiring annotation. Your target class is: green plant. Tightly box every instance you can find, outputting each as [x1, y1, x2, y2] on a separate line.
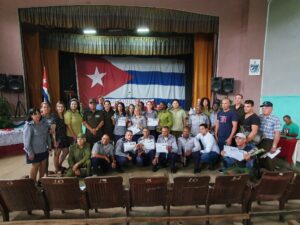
[0, 96, 12, 128]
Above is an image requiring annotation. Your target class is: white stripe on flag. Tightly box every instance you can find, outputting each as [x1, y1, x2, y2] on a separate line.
[104, 57, 185, 73]
[105, 84, 185, 100]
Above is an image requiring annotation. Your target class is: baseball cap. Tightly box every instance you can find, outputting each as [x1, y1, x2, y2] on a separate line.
[260, 101, 273, 107]
[235, 133, 246, 139]
[77, 133, 86, 139]
[89, 98, 97, 104]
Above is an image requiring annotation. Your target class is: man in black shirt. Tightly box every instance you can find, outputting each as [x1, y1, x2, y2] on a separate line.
[241, 100, 261, 146]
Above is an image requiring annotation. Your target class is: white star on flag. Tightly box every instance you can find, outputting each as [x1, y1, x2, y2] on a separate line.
[87, 67, 106, 87]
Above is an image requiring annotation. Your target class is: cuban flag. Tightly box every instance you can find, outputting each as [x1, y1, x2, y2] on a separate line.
[76, 55, 185, 108]
[42, 66, 51, 103]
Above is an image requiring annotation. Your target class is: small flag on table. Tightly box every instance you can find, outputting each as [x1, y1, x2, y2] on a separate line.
[42, 66, 51, 103]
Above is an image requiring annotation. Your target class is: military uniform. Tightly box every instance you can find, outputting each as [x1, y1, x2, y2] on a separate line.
[83, 110, 104, 146]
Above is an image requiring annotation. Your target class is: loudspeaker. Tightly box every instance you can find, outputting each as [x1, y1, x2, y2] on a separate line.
[0, 74, 7, 91]
[222, 78, 234, 94]
[211, 77, 222, 93]
[7, 75, 24, 92]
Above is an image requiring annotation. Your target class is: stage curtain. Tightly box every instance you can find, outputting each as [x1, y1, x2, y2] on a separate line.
[19, 6, 219, 34]
[40, 33, 193, 56]
[22, 31, 43, 108]
[192, 34, 214, 107]
[41, 48, 60, 107]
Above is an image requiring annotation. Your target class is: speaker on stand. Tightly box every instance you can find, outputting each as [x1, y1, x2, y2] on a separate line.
[221, 78, 234, 95]
[211, 77, 222, 103]
[7, 75, 26, 118]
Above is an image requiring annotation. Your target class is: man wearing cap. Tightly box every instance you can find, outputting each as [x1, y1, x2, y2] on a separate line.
[66, 133, 91, 177]
[220, 133, 253, 169]
[91, 134, 116, 175]
[257, 101, 281, 170]
[83, 98, 104, 147]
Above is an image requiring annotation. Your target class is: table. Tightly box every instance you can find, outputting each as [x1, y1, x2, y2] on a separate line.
[0, 128, 24, 158]
[278, 137, 298, 164]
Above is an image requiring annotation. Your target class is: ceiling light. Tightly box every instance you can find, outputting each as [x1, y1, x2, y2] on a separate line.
[137, 27, 150, 33]
[83, 29, 97, 34]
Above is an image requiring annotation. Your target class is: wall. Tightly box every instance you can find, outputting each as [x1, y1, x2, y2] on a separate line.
[0, 0, 268, 111]
[262, 0, 300, 130]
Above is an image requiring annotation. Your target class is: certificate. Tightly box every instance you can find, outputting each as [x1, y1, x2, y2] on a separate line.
[223, 145, 245, 161]
[156, 143, 168, 153]
[128, 126, 141, 135]
[143, 139, 155, 150]
[117, 117, 126, 127]
[124, 142, 136, 152]
[147, 118, 158, 126]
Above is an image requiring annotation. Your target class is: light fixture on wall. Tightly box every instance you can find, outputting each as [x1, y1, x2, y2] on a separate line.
[137, 27, 150, 33]
[83, 28, 97, 34]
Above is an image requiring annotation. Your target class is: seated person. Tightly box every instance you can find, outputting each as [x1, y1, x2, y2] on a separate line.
[282, 115, 299, 138]
[91, 134, 116, 175]
[220, 133, 253, 169]
[66, 133, 91, 177]
[153, 126, 180, 173]
[196, 123, 220, 170]
[178, 126, 201, 173]
[136, 128, 156, 166]
[115, 130, 136, 172]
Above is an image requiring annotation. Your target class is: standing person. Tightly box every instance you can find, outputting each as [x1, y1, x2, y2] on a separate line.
[200, 97, 211, 117]
[196, 123, 220, 170]
[170, 99, 187, 139]
[23, 108, 51, 181]
[91, 134, 116, 175]
[102, 100, 115, 141]
[231, 94, 245, 126]
[153, 126, 180, 173]
[96, 96, 105, 111]
[215, 98, 238, 150]
[189, 106, 210, 136]
[210, 102, 220, 132]
[129, 107, 147, 142]
[145, 101, 158, 139]
[113, 102, 128, 142]
[66, 133, 91, 177]
[51, 101, 70, 173]
[157, 102, 173, 134]
[126, 104, 135, 120]
[241, 100, 261, 146]
[138, 101, 146, 115]
[258, 101, 281, 170]
[136, 128, 156, 167]
[282, 115, 299, 138]
[177, 126, 201, 173]
[83, 98, 104, 147]
[64, 98, 83, 145]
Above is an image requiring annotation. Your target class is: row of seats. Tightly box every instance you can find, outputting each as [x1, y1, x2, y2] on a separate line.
[0, 172, 299, 224]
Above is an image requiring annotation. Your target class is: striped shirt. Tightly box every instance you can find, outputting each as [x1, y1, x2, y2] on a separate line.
[259, 114, 281, 139]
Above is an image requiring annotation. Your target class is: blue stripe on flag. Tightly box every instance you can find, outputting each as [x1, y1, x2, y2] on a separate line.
[42, 89, 50, 103]
[126, 70, 185, 86]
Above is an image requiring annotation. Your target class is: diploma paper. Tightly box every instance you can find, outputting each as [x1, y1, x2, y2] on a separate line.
[147, 118, 158, 126]
[156, 143, 168, 153]
[117, 117, 126, 127]
[124, 142, 136, 152]
[128, 126, 141, 135]
[143, 139, 155, 150]
[223, 145, 246, 161]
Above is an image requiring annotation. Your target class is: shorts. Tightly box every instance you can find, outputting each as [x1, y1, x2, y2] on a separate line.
[26, 151, 49, 164]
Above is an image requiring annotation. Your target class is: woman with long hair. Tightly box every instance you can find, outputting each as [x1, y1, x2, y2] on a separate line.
[126, 104, 135, 120]
[113, 102, 128, 143]
[200, 97, 211, 117]
[145, 101, 158, 139]
[129, 106, 147, 142]
[51, 101, 70, 173]
[23, 108, 51, 181]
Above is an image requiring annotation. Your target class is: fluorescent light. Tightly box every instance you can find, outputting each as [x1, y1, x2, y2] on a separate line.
[137, 27, 150, 33]
[83, 29, 97, 34]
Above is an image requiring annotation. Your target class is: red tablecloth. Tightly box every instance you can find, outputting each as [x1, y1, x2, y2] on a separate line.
[278, 138, 298, 164]
[0, 144, 24, 158]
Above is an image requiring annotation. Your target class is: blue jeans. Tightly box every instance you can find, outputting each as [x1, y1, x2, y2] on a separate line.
[92, 157, 111, 174]
[223, 156, 254, 169]
[157, 152, 179, 170]
[200, 151, 219, 165]
[136, 150, 155, 166]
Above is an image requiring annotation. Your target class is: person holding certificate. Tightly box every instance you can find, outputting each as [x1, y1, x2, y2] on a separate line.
[114, 130, 136, 172]
[178, 126, 201, 173]
[153, 126, 180, 173]
[136, 128, 156, 166]
[129, 107, 147, 142]
[112, 102, 128, 143]
[145, 101, 158, 139]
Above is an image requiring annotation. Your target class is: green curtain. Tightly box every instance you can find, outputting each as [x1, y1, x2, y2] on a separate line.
[19, 5, 218, 34]
[40, 33, 194, 55]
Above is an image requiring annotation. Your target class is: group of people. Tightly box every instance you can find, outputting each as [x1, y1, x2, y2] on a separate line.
[23, 94, 299, 181]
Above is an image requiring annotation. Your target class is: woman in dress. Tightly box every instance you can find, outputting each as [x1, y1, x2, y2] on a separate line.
[51, 101, 70, 173]
[23, 108, 51, 181]
[102, 100, 115, 140]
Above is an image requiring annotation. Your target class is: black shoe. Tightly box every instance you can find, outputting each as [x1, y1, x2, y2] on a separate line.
[152, 166, 158, 172]
[171, 167, 178, 173]
[116, 167, 124, 173]
[194, 168, 201, 174]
